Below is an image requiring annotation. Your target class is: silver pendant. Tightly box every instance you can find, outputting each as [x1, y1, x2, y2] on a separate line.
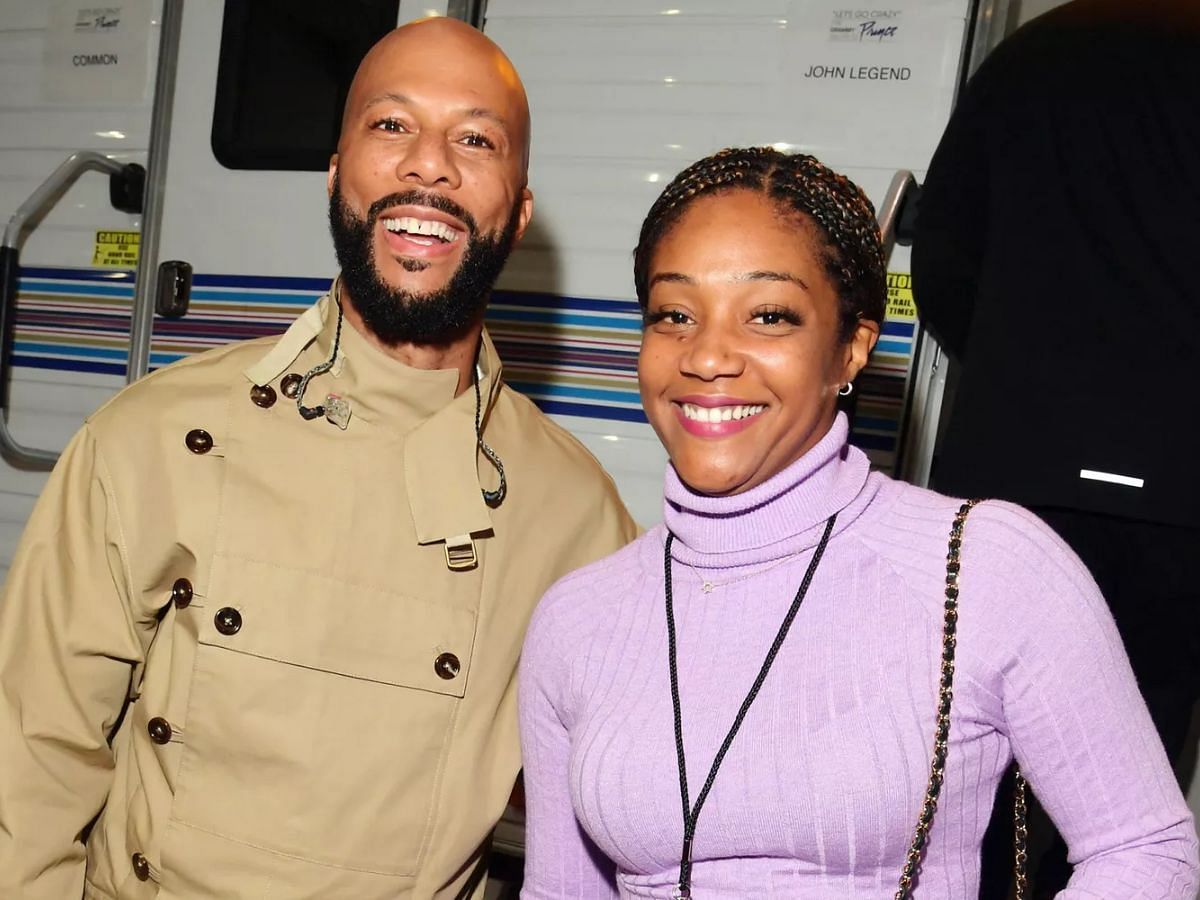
[324, 393, 351, 430]
[700, 581, 714, 594]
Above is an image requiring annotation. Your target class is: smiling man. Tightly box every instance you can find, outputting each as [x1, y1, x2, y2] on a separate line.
[0, 18, 636, 900]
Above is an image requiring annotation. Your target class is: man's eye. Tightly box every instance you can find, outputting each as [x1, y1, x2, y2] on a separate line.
[372, 118, 407, 134]
[460, 133, 496, 149]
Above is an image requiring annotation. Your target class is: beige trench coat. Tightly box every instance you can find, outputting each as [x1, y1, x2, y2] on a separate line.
[0, 293, 637, 898]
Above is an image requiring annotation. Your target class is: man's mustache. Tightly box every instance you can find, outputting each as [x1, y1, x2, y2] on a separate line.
[366, 190, 478, 236]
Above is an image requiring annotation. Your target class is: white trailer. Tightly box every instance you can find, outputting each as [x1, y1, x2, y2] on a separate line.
[0, 0, 995, 535]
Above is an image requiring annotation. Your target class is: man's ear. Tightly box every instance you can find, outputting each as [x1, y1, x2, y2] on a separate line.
[327, 153, 339, 197]
[512, 187, 534, 243]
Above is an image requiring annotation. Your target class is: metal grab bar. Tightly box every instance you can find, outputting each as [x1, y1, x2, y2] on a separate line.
[0, 151, 145, 470]
[875, 169, 944, 487]
[876, 169, 920, 259]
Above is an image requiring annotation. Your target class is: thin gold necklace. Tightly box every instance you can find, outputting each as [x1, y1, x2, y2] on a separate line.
[684, 552, 799, 594]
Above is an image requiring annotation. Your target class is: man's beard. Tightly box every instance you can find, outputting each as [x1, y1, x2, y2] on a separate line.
[328, 177, 521, 346]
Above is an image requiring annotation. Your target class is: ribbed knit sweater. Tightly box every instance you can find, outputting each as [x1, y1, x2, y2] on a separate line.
[518, 416, 1199, 898]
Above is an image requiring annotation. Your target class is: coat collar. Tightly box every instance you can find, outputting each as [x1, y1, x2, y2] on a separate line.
[243, 283, 503, 547]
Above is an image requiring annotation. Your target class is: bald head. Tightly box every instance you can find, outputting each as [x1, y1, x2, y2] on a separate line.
[341, 17, 531, 170]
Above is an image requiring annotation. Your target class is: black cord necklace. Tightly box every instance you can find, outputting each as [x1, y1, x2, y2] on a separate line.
[473, 359, 506, 507]
[296, 300, 345, 421]
[664, 513, 837, 900]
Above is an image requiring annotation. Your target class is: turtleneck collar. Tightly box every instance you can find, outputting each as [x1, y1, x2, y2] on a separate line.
[662, 413, 876, 567]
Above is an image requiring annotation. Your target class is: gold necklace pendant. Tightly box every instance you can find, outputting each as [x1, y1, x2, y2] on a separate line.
[689, 552, 797, 593]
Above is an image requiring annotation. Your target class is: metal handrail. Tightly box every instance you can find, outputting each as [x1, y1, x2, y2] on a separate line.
[875, 169, 944, 486]
[0, 152, 140, 470]
[127, 0, 183, 384]
[876, 169, 918, 260]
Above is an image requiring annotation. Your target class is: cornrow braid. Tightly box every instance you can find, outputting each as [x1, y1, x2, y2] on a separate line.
[633, 147, 887, 340]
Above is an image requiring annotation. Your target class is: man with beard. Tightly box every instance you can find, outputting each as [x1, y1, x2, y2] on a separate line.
[0, 18, 636, 900]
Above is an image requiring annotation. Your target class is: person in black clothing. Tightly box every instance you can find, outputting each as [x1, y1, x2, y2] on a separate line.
[912, 0, 1200, 895]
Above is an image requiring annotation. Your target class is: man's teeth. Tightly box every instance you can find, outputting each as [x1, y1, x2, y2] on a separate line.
[680, 403, 765, 423]
[382, 217, 459, 243]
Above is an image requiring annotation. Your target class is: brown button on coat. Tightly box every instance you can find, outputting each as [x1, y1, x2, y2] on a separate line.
[0, 293, 638, 898]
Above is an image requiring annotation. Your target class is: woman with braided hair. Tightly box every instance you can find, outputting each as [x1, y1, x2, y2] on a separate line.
[517, 148, 1197, 898]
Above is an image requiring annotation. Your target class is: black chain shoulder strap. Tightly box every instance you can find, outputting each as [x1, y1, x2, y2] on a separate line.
[895, 500, 1029, 900]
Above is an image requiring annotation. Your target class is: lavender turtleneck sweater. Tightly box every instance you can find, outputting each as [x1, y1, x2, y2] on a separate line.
[518, 416, 1198, 898]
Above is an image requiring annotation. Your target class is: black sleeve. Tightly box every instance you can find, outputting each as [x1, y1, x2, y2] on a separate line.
[910, 70, 993, 363]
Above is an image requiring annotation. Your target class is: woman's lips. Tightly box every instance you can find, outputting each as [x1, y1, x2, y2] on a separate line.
[673, 400, 766, 437]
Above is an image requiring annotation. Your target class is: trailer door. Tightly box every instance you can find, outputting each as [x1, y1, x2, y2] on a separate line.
[0, 1, 163, 578]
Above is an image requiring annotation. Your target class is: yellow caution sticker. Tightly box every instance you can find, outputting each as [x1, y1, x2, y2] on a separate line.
[93, 230, 140, 268]
[886, 271, 916, 321]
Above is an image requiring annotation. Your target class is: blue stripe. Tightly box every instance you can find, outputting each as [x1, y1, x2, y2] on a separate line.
[18, 266, 135, 283]
[15, 341, 128, 360]
[189, 289, 322, 305]
[193, 273, 334, 291]
[536, 398, 648, 423]
[853, 415, 899, 433]
[12, 355, 125, 376]
[509, 381, 640, 404]
[881, 320, 915, 337]
[20, 280, 134, 298]
[486, 308, 642, 331]
[876, 338, 911, 354]
[17, 267, 327, 293]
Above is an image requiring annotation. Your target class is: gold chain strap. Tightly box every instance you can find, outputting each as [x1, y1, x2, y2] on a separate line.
[1014, 770, 1029, 900]
[895, 499, 976, 899]
[894, 500, 1030, 899]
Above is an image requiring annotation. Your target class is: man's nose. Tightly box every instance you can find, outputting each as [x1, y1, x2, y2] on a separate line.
[396, 130, 462, 189]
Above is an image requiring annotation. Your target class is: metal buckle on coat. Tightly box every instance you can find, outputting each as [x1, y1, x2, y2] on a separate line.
[444, 534, 478, 571]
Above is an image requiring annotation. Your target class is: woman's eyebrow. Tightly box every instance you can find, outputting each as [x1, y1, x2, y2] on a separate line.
[734, 270, 811, 292]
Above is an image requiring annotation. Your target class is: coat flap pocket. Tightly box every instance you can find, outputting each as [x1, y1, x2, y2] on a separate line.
[200, 556, 476, 698]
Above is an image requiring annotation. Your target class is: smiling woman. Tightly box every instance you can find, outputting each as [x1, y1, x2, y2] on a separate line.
[633, 148, 884, 497]
[637, 186, 879, 496]
[516, 148, 1199, 899]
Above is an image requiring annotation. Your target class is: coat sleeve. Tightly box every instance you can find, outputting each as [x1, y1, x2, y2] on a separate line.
[910, 62, 993, 363]
[973, 507, 1199, 897]
[0, 424, 146, 898]
[518, 594, 619, 900]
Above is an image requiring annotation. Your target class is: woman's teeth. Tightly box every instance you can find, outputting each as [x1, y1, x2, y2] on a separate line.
[680, 403, 765, 423]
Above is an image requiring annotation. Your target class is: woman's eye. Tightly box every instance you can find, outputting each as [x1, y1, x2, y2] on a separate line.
[644, 309, 693, 328]
[751, 308, 802, 327]
[461, 132, 496, 149]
